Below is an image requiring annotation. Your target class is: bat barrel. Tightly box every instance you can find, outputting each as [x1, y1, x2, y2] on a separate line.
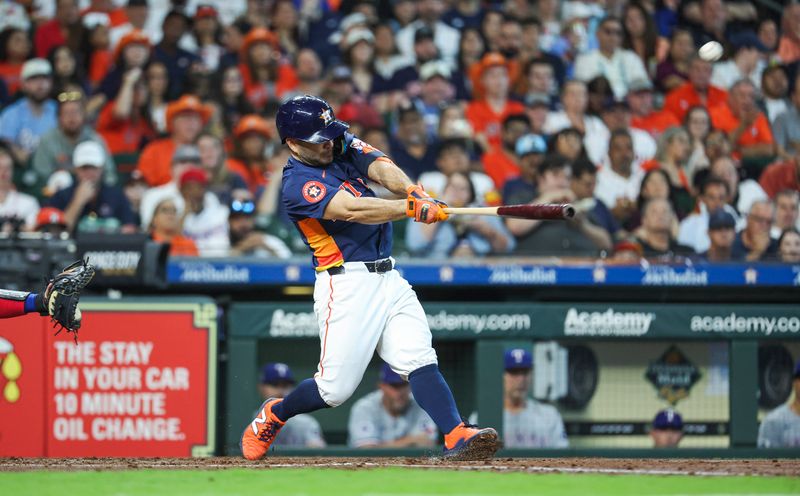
[496, 203, 575, 220]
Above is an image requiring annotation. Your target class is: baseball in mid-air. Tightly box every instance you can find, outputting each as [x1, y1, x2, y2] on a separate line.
[698, 41, 723, 62]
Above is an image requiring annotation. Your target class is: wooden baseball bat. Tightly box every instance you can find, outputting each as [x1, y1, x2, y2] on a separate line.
[442, 203, 575, 220]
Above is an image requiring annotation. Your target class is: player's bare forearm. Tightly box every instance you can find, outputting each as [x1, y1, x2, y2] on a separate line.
[323, 190, 407, 224]
[366, 157, 413, 196]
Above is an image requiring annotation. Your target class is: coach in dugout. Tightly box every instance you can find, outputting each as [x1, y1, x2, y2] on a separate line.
[470, 348, 568, 448]
[650, 409, 684, 448]
[347, 363, 438, 448]
[257, 363, 326, 448]
[758, 360, 800, 448]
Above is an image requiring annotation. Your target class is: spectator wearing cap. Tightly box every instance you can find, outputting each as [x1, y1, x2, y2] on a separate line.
[634, 198, 694, 258]
[92, 29, 152, 119]
[136, 95, 210, 187]
[96, 64, 154, 155]
[664, 56, 728, 122]
[0, 144, 38, 231]
[35, 207, 69, 237]
[153, 10, 202, 100]
[49, 141, 135, 233]
[0, 27, 31, 96]
[179, 166, 230, 256]
[417, 138, 496, 205]
[149, 197, 199, 257]
[778, 228, 800, 262]
[501, 133, 546, 206]
[732, 199, 779, 261]
[347, 363, 437, 448]
[543, 81, 608, 165]
[678, 176, 739, 253]
[180, 4, 224, 73]
[651, 409, 683, 448]
[758, 359, 800, 447]
[34, 0, 81, 59]
[465, 53, 526, 151]
[761, 66, 789, 126]
[228, 196, 291, 258]
[395, 0, 460, 65]
[711, 32, 768, 91]
[480, 113, 531, 190]
[413, 61, 456, 139]
[228, 114, 272, 193]
[508, 155, 612, 255]
[573, 17, 649, 99]
[778, 5, 800, 65]
[627, 79, 680, 140]
[710, 80, 776, 174]
[407, 170, 514, 258]
[239, 27, 298, 111]
[0, 58, 57, 164]
[388, 102, 438, 181]
[699, 209, 738, 261]
[598, 98, 657, 168]
[570, 157, 620, 241]
[109, 0, 149, 51]
[196, 132, 248, 206]
[469, 349, 568, 448]
[32, 90, 117, 187]
[611, 238, 645, 263]
[257, 362, 326, 448]
[340, 26, 377, 97]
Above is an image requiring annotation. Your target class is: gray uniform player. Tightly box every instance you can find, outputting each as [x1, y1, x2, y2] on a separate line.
[758, 360, 800, 448]
[348, 364, 437, 448]
[471, 348, 568, 448]
[258, 363, 326, 448]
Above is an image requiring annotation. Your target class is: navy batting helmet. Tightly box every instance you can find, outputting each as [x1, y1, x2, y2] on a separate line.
[275, 95, 349, 144]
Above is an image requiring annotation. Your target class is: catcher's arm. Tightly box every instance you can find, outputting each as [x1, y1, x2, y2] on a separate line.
[43, 260, 96, 342]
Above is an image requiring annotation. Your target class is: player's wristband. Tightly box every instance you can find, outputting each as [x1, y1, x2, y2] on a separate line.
[25, 293, 40, 314]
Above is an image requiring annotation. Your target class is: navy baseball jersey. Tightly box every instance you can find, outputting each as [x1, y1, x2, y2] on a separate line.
[282, 133, 394, 270]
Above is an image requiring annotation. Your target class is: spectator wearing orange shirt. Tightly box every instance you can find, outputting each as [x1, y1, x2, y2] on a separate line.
[480, 114, 531, 190]
[759, 158, 800, 198]
[663, 56, 727, 122]
[82, 13, 114, 89]
[710, 79, 776, 175]
[96, 66, 154, 155]
[228, 114, 273, 193]
[778, 5, 800, 65]
[136, 95, 210, 186]
[465, 53, 525, 151]
[0, 28, 31, 96]
[239, 27, 298, 111]
[34, 0, 81, 59]
[627, 79, 680, 141]
[149, 197, 199, 257]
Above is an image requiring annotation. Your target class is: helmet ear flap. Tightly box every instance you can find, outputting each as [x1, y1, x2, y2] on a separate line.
[333, 135, 347, 157]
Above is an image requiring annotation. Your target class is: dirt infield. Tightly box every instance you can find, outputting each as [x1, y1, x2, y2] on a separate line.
[1, 457, 798, 476]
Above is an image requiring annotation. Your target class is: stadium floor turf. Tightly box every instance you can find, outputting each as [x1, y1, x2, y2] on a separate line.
[2, 468, 799, 496]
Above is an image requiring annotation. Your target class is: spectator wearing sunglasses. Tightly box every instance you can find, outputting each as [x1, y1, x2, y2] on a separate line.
[32, 89, 117, 189]
[228, 197, 291, 258]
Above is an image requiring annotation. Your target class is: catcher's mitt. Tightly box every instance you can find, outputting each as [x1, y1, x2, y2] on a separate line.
[36, 259, 96, 342]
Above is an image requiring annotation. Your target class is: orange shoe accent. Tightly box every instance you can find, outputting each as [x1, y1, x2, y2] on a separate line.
[240, 398, 286, 460]
[443, 422, 500, 461]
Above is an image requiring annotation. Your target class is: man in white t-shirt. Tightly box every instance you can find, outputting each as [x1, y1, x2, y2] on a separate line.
[544, 80, 608, 164]
[595, 130, 643, 224]
[711, 31, 767, 91]
[678, 176, 740, 252]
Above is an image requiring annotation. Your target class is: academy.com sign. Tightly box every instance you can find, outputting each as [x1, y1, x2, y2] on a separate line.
[690, 313, 800, 336]
[426, 311, 532, 334]
[564, 308, 656, 336]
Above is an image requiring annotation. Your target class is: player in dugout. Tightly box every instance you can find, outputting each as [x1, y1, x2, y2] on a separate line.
[650, 409, 684, 448]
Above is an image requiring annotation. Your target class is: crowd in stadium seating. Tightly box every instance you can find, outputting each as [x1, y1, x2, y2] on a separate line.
[0, 0, 798, 263]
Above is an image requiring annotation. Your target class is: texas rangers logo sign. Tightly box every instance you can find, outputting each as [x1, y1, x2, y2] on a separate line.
[302, 181, 327, 203]
[319, 109, 333, 126]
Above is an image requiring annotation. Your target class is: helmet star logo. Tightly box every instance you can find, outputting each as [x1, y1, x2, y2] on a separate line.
[319, 109, 333, 126]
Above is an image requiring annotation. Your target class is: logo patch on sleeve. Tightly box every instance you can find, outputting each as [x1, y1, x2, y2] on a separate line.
[302, 181, 327, 203]
[351, 138, 378, 155]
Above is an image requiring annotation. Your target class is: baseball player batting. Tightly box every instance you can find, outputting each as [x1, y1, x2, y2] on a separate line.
[240, 95, 500, 461]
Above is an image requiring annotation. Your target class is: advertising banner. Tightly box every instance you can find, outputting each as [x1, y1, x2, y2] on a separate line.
[230, 302, 800, 340]
[0, 299, 217, 457]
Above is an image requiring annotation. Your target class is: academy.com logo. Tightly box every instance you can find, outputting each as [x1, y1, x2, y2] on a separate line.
[690, 313, 800, 336]
[563, 308, 656, 336]
[426, 311, 532, 334]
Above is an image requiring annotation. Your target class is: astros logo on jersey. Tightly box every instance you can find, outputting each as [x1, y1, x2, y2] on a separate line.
[319, 109, 333, 126]
[302, 181, 327, 203]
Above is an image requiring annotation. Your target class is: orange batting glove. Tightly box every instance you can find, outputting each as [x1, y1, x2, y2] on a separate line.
[406, 184, 449, 224]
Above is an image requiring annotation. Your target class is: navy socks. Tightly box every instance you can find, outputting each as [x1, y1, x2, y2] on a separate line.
[271, 378, 329, 422]
[408, 364, 462, 434]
